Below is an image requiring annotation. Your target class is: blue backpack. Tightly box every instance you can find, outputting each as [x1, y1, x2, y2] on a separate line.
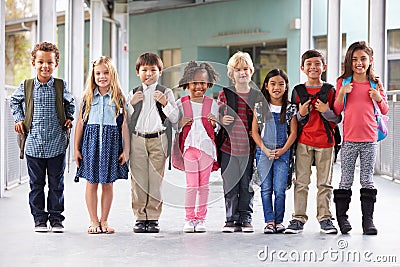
[342, 76, 388, 141]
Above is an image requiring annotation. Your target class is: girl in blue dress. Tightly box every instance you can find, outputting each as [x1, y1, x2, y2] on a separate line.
[251, 69, 297, 234]
[74, 56, 129, 234]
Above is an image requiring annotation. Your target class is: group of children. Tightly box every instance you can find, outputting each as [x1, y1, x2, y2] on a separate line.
[9, 40, 388, 236]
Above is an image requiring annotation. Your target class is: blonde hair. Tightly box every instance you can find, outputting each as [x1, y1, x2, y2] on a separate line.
[227, 51, 254, 83]
[82, 56, 126, 121]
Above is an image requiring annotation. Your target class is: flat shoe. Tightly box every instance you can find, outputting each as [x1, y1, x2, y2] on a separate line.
[88, 221, 101, 234]
[100, 221, 115, 234]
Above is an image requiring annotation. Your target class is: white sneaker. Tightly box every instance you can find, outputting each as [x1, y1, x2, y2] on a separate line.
[195, 220, 206, 232]
[183, 220, 195, 233]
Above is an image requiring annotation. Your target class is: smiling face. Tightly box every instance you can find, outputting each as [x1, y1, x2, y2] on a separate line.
[137, 64, 161, 86]
[301, 56, 327, 81]
[351, 49, 373, 76]
[32, 50, 58, 83]
[94, 63, 111, 90]
[188, 70, 209, 98]
[232, 64, 253, 85]
[266, 75, 286, 103]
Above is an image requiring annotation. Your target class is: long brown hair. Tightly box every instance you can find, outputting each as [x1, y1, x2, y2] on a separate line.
[339, 41, 378, 83]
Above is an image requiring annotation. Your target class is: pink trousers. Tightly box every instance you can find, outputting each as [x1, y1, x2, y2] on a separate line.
[183, 147, 213, 221]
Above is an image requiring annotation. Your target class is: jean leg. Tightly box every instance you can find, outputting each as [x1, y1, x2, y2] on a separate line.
[273, 156, 289, 224]
[26, 155, 48, 222]
[238, 155, 254, 223]
[47, 153, 66, 222]
[260, 165, 273, 223]
[220, 151, 240, 222]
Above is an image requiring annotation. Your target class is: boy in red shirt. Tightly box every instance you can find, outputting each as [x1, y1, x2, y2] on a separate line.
[285, 50, 341, 234]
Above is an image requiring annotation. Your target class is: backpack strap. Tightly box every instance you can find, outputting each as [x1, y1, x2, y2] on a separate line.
[342, 75, 377, 112]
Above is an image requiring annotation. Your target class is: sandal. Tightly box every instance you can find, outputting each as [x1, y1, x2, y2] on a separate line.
[88, 221, 101, 234]
[100, 221, 115, 234]
[264, 223, 276, 234]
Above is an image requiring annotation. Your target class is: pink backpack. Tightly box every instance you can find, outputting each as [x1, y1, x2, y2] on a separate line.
[171, 95, 219, 171]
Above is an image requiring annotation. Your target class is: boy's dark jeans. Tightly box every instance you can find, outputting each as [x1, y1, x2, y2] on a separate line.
[26, 153, 66, 223]
[220, 151, 254, 223]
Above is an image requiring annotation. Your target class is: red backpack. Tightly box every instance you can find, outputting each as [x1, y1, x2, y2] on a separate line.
[171, 95, 219, 171]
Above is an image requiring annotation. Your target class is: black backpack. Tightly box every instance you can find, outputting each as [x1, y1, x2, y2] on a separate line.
[291, 83, 342, 162]
[215, 86, 260, 160]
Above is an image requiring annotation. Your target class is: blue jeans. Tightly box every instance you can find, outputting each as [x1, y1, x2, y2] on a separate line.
[26, 153, 66, 223]
[258, 151, 289, 224]
[220, 151, 254, 223]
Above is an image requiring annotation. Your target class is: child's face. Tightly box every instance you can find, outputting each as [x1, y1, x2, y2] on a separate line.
[94, 64, 111, 91]
[351, 49, 373, 76]
[266, 75, 286, 102]
[188, 70, 209, 98]
[137, 64, 161, 86]
[301, 57, 326, 80]
[32, 50, 58, 83]
[232, 64, 253, 85]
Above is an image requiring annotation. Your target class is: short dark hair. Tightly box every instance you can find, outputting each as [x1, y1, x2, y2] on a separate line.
[31, 42, 60, 64]
[301, 49, 326, 66]
[135, 52, 163, 72]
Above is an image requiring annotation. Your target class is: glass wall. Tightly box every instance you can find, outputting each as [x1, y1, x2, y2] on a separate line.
[388, 29, 400, 91]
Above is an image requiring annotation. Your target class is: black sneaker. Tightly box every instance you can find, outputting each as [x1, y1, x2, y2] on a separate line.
[50, 221, 64, 233]
[34, 221, 48, 232]
[133, 221, 147, 233]
[284, 219, 304, 234]
[147, 220, 160, 233]
[241, 222, 254, 233]
[320, 219, 338, 234]
[222, 221, 235, 233]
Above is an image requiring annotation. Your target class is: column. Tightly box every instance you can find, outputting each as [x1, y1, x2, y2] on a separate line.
[300, 0, 313, 83]
[0, 0, 6, 197]
[37, 0, 57, 42]
[326, 0, 341, 84]
[90, 0, 103, 61]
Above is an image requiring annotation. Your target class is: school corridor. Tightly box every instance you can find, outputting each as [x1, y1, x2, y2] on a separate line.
[0, 161, 399, 267]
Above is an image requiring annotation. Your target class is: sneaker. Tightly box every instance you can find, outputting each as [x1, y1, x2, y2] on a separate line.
[195, 220, 206, 233]
[222, 221, 235, 233]
[275, 223, 286, 233]
[34, 221, 48, 232]
[284, 219, 304, 234]
[183, 220, 196, 233]
[320, 219, 338, 234]
[50, 221, 64, 233]
[264, 224, 276, 234]
[241, 222, 254, 233]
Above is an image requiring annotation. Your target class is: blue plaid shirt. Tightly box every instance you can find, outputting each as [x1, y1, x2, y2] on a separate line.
[9, 76, 75, 158]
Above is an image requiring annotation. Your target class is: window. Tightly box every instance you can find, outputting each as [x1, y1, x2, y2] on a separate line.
[160, 49, 182, 97]
[388, 29, 400, 91]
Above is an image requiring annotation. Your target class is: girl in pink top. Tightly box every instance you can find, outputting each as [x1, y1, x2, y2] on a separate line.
[333, 41, 389, 235]
[176, 61, 219, 233]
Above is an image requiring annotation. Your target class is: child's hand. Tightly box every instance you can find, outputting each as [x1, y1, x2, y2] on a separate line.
[369, 84, 383, 103]
[118, 151, 128, 165]
[74, 150, 82, 168]
[274, 148, 287, 159]
[221, 115, 234, 126]
[314, 99, 329, 113]
[180, 117, 193, 128]
[207, 113, 217, 128]
[130, 91, 144, 106]
[14, 121, 25, 134]
[341, 83, 353, 94]
[153, 91, 168, 107]
[299, 99, 312, 117]
[262, 146, 275, 160]
[64, 119, 73, 129]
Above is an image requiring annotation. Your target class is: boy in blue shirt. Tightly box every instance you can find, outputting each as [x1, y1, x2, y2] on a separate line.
[10, 42, 75, 232]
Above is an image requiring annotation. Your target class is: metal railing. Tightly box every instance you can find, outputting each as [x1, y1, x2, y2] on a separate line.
[2, 87, 400, 191]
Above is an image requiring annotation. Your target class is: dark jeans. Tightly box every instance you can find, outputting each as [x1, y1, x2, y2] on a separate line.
[220, 151, 254, 223]
[26, 153, 66, 223]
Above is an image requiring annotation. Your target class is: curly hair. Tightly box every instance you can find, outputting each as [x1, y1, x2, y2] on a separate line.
[82, 56, 126, 121]
[178, 61, 219, 89]
[31, 42, 60, 64]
